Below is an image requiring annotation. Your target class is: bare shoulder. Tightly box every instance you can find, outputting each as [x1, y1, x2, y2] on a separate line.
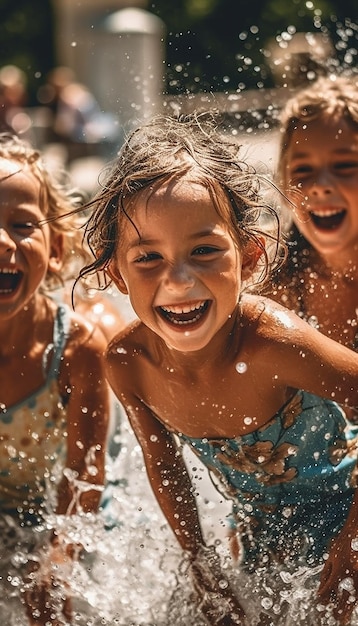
[240, 294, 358, 364]
[63, 307, 108, 357]
[52, 304, 109, 396]
[106, 318, 148, 364]
[105, 319, 160, 397]
[240, 293, 313, 343]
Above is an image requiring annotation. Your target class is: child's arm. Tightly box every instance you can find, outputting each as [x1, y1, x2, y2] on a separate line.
[57, 321, 109, 515]
[112, 388, 246, 624]
[125, 397, 205, 554]
[25, 321, 109, 626]
[257, 298, 358, 408]
[317, 488, 358, 625]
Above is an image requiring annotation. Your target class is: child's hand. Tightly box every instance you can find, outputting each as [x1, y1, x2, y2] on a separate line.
[188, 544, 246, 625]
[24, 538, 75, 625]
[24, 579, 72, 626]
[317, 529, 358, 625]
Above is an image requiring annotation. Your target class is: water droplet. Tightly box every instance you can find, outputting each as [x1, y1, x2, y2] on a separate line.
[218, 578, 229, 589]
[308, 315, 319, 329]
[235, 361, 247, 374]
[261, 597, 273, 609]
[116, 347, 127, 354]
[339, 577, 354, 592]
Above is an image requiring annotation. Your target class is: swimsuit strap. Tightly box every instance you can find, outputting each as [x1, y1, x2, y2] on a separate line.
[42, 304, 71, 380]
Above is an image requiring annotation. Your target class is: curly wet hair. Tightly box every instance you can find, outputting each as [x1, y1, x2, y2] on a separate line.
[79, 111, 285, 293]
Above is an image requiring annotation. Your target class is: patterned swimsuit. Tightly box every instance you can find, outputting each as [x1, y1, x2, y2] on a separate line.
[178, 391, 358, 569]
[0, 305, 70, 523]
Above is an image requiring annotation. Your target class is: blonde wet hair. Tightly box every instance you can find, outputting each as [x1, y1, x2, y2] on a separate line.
[0, 132, 87, 290]
[278, 74, 358, 185]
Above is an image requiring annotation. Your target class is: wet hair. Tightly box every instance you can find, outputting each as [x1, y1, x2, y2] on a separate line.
[79, 112, 285, 293]
[0, 132, 87, 290]
[275, 75, 358, 281]
[279, 74, 358, 183]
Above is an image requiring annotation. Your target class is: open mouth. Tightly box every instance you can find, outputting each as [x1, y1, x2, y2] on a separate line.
[157, 300, 210, 326]
[0, 268, 22, 295]
[310, 208, 346, 231]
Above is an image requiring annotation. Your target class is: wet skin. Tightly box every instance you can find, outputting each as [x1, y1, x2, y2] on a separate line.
[284, 116, 358, 269]
[109, 176, 249, 354]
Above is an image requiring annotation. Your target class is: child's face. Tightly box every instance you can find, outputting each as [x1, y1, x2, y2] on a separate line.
[283, 116, 358, 259]
[0, 158, 60, 318]
[109, 176, 248, 353]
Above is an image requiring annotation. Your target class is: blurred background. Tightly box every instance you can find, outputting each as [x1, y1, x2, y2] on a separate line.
[0, 0, 357, 191]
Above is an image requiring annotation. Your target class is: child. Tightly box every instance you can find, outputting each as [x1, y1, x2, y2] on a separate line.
[272, 75, 358, 352]
[79, 113, 358, 625]
[0, 132, 109, 625]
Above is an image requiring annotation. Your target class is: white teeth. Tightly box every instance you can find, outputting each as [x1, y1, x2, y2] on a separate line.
[171, 313, 202, 325]
[311, 208, 343, 217]
[0, 268, 19, 274]
[161, 301, 205, 314]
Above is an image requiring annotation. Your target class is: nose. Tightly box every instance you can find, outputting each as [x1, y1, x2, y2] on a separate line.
[164, 260, 195, 292]
[0, 227, 16, 253]
[309, 170, 334, 197]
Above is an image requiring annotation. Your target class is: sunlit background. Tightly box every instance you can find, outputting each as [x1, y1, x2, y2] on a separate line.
[0, 0, 357, 190]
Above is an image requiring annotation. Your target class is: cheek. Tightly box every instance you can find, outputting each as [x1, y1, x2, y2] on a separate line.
[291, 214, 311, 236]
[286, 183, 307, 210]
[22, 236, 49, 260]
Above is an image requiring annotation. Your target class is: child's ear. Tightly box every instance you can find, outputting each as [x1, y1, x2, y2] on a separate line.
[106, 261, 128, 295]
[48, 234, 64, 273]
[241, 237, 265, 280]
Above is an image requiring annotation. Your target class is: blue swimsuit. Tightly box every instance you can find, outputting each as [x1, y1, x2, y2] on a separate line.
[178, 391, 358, 569]
[0, 305, 70, 522]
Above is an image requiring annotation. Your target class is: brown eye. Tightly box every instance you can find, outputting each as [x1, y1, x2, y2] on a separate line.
[193, 246, 218, 255]
[135, 252, 161, 264]
[13, 222, 36, 232]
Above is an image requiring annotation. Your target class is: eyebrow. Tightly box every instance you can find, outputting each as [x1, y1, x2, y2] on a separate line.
[127, 228, 224, 250]
[290, 147, 358, 159]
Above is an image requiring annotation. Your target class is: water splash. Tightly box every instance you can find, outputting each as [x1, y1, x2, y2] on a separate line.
[3, 414, 358, 624]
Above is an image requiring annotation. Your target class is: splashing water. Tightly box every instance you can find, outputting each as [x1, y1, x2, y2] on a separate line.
[3, 406, 358, 624]
[0, 412, 182, 625]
